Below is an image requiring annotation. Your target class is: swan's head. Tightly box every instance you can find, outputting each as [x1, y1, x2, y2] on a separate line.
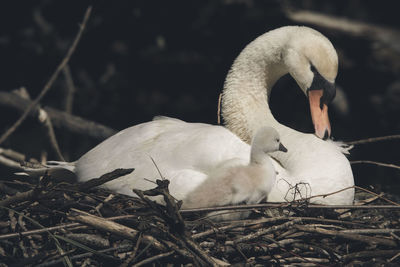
[282, 27, 338, 140]
[251, 126, 287, 159]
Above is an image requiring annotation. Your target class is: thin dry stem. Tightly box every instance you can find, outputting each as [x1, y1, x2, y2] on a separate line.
[0, 6, 92, 145]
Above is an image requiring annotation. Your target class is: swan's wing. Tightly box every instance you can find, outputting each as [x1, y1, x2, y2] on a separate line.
[74, 119, 251, 198]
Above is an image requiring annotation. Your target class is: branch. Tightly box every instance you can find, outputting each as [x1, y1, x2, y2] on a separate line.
[351, 160, 400, 170]
[346, 134, 400, 145]
[0, 91, 116, 140]
[285, 8, 400, 74]
[0, 214, 137, 241]
[295, 225, 398, 247]
[38, 109, 65, 161]
[0, 188, 41, 208]
[180, 203, 400, 214]
[285, 9, 400, 52]
[0, 6, 92, 145]
[132, 251, 175, 267]
[67, 208, 166, 251]
[73, 168, 134, 191]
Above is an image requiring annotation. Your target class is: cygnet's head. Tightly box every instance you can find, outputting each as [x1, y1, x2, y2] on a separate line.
[251, 126, 287, 164]
[282, 26, 338, 140]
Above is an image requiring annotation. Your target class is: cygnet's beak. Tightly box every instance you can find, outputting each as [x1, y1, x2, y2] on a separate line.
[279, 143, 288, 152]
[308, 89, 331, 140]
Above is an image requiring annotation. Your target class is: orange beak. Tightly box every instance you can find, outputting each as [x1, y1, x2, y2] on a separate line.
[308, 89, 331, 140]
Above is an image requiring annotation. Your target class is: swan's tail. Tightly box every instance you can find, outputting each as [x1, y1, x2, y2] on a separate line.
[15, 161, 77, 179]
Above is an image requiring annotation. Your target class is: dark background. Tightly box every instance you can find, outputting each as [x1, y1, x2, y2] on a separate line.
[0, 1, 399, 193]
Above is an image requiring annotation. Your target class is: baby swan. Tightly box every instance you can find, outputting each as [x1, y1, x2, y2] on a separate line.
[182, 126, 287, 220]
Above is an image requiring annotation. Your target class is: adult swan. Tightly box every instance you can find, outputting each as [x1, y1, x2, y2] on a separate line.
[43, 26, 355, 205]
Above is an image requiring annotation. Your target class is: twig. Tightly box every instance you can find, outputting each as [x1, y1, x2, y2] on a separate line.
[0, 147, 26, 161]
[67, 208, 166, 251]
[182, 238, 219, 267]
[62, 64, 76, 114]
[225, 218, 303, 245]
[0, 154, 24, 169]
[73, 168, 134, 191]
[0, 6, 92, 146]
[295, 225, 398, 247]
[38, 109, 65, 161]
[346, 134, 400, 145]
[119, 233, 143, 267]
[150, 156, 165, 180]
[350, 160, 400, 170]
[342, 250, 400, 263]
[0, 91, 116, 140]
[260, 236, 326, 266]
[341, 229, 400, 234]
[35, 243, 133, 267]
[0, 214, 137, 241]
[192, 216, 289, 240]
[180, 203, 400, 214]
[132, 251, 175, 267]
[354, 185, 400, 206]
[217, 93, 222, 125]
[0, 187, 41, 207]
[285, 9, 400, 54]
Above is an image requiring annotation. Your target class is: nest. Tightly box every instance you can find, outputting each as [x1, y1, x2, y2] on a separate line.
[0, 168, 400, 267]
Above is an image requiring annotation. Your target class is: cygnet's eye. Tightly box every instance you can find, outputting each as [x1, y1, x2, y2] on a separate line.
[276, 138, 280, 143]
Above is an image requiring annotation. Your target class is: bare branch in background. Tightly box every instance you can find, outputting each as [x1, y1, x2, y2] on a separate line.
[347, 134, 400, 145]
[62, 64, 76, 114]
[0, 6, 92, 145]
[351, 160, 400, 170]
[38, 109, 65, 161]
[0, 91, 116, 140]
[285, 8, 400, 73]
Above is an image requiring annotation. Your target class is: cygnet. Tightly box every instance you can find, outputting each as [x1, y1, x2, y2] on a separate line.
[182, 126, 287, 220]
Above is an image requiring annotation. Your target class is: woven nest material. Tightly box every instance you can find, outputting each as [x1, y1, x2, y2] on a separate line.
[0, 168, 399, 267]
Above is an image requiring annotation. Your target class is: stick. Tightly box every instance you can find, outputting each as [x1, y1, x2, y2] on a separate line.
[0, 154, 23, 169]
[62, 64, 76, 114]
[354, 185, 400, 206]
[192, 216, 288, 240]
[35, 244, 133, 267]
[0, 214, 137, 240]
[342, 250, 400, 263]
[350, 160, 400, 170]
[67, 208, 166, 251]
[180, 203, 400, 214]
[0, 91, 116, 140]
[295, 225, 398, 247]
[73, 168, 134, 191]
[0, 6, 92, 146]
[285, 9, 400, 53]
[217, 93, 222, 125]
[0, 188, 41, 208]
[341, 229, 400, 234]
[132, 251, 175, 267]
[39, 109, 65, 161]
[346, 134, 400, 145]
[225, 218, 302, 245]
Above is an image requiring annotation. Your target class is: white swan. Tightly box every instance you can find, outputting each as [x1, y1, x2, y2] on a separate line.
[182, 126, 287, 212]
[25, 26, 354, 205]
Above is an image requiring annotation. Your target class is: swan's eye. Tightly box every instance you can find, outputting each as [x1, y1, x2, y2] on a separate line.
[276, 139, 280, 143]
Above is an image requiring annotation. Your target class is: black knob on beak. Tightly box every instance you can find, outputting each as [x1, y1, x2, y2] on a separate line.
[279, 143, 288, 152]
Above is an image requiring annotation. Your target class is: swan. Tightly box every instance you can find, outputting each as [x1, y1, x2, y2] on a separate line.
[24, 26, 354, 205]
[182, 126, 287, 220]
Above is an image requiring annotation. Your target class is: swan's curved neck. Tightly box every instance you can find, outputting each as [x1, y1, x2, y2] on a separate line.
[221, 31, 290, 143]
